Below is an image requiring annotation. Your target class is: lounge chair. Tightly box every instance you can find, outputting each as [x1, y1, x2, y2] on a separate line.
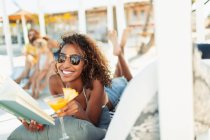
[104, 59, 158, 140]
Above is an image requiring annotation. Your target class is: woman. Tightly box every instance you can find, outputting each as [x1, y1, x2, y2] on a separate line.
[9, 30, 132, 140]
[14, 29, 40, 86]
[31, 39, 54, 99]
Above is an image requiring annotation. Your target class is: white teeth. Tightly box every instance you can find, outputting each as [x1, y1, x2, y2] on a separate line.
[62, 70, 72, 75]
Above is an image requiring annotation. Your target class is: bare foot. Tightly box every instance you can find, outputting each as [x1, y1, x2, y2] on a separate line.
[32, 91, 36, 98]
[120, 28, 131, 50]
[108, 30, 121, 56]
[23, 82, 30, 90]
[15, 78, 21, 84]
[34, 91, 39, 99]
[32, 90, 39, 99]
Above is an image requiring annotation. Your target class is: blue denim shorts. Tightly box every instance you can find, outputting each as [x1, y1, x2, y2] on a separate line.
[105, 76, 128, 108]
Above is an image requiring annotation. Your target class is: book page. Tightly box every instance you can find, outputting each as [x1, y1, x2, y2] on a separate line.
[0, 74, 54, 125]
[0, 75, 38, 107]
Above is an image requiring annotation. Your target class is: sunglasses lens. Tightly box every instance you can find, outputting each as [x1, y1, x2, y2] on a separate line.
[58, 54, 66, 63]
[70, 55, 81, 65]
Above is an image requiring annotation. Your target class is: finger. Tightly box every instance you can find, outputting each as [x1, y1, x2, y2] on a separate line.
[60, 106, 68, 112]
[32, 121, 44, 132]
[38, 126, 44, 131]
[18, 118, 23, 122]
[30, 120, 36, 131]
[32, 120, 38, 126]
[58, 108, 75, 117]
[29, 120, 38, 132]
[30, 124, 38, 132]
[51, 113, 58, 118]
[28, 123, 34, 131]
[59, 101, 80, 116]
[58, 107, 78, 117]
[57, 111, 67, 117]
[62, 104, 76, 114]
[31, 120, 35, 125]
[37, 124, 44, 131]
[61, 102, 73, 112]
[22, 120, 29, 129]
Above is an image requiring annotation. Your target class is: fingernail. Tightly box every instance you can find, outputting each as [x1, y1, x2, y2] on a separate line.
[37, 124, 44, 130]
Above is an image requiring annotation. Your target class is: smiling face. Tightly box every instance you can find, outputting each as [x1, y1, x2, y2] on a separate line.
[57, 44, 85, 84]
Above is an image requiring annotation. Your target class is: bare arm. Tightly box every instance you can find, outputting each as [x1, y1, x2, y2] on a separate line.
[59, 80, 105, 126]
[85, 80, 104, 125]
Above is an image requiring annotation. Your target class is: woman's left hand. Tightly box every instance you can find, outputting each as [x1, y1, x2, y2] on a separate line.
[58, 100, 86, 118]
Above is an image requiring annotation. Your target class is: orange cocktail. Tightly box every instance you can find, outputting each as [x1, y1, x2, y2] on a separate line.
[46, 88, 78, 113]
[44, 94, 69, 140]
[47, 97, 68, 112]
[44, 88, 78, 140]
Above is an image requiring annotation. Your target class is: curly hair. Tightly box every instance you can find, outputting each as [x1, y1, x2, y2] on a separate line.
[58, 33, 111, 89]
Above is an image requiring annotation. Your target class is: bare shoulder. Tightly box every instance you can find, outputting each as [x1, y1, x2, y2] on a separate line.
[49, 74, 59, 83]
[85, 80, 103, 96]
[49, 74, 63, 95]
[89, 79, 104, 96]
[93, 79, 103, 87]
[91, 79, 104, 92]
[49, 74, 62, 88]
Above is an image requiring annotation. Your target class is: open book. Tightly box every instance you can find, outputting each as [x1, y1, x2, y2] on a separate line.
[0, 75, 54, 125]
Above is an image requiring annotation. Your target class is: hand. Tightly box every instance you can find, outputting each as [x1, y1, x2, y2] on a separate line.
[58, 100, 85, 118]
[20, 119, 44, 132]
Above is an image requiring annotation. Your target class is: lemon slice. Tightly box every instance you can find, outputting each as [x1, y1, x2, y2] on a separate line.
[63, 88, 79, 102]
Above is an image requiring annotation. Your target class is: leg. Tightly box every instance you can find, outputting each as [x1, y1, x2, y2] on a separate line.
[114, 28, 131, 77]
[105, 77, 128, 110]
[15, 60, 31, 84]
[108, 28, 132, 81]
[23, 65, 37, 90]
[117, 53, 132, 81]
[28, 68, 39, 98]
[108, 30, 121, 56]
[120, 27, 131, 53]
[34, 80, 40, 99]
[34, 70, 48, 99]
[114, 62, 122, 78]
[23, 70, 35, 90]
[108, 30, 123, 77]
[31, 78, 36, 98]
[38, 78, 48, 92]
[30, 70, 39, 98]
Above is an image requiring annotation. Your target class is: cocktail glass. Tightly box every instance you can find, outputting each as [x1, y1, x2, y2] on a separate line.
[44, 94, 69, 140]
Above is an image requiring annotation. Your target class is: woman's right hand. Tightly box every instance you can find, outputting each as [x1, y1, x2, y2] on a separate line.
[20, 119, 44, 132]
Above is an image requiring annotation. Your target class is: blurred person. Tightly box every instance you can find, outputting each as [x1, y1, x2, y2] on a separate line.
[42, 36, 60, 75]
[18, 32, 58, 91]
[8, 31, 133, 140]
[31, 39, 54, 99]
[14, 29, 41, 86]
[43, 36, 60, 52]
[43, 36, 60, 60]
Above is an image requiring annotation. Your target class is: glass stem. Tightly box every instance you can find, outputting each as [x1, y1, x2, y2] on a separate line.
[59, 117, 68, 139]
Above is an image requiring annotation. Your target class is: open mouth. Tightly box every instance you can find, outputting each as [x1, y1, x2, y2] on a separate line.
[62, 70, 73, 75]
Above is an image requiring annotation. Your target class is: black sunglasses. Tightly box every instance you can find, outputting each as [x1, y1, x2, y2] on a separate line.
[57, 53, 85, 65]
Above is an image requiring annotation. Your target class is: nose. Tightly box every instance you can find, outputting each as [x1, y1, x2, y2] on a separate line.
[62, 57, 72, 67]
